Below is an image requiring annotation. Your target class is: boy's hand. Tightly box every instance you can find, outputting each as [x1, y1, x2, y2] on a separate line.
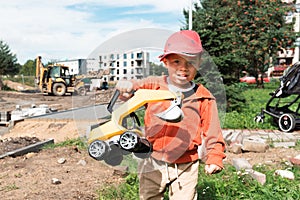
[115, 80, 134, 98]
[205, 164, 222, 174]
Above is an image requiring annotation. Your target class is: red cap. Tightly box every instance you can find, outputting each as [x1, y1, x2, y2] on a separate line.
[159, 30, 203, 61]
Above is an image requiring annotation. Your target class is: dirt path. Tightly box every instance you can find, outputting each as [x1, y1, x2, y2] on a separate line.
[0, 146, 124, 200]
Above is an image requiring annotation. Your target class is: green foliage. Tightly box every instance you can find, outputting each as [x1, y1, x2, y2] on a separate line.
[223, 82, 279, 129]
[224, 83, 247, 112]
[97, 173, 139, 200]
[98, 164, 300, 200]
[183, 0, 295, 86]
[43, 138, 87, 150]
[0, 40, 19, 76]
[149, 62, 168, 76]
[19, 59, 36, 76]
[3, 75, 35, 87]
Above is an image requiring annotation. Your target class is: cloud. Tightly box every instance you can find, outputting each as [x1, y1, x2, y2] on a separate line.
[0, 0, 191, 64]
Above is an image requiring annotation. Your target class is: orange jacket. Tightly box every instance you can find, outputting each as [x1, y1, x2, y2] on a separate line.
[131, 76, 226, 168]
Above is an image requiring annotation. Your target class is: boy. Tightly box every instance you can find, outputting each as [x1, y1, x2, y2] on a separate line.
[116, 30, 226, 200]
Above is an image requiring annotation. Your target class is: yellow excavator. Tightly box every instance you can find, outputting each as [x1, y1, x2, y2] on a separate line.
[87, 89, 183, 166]
[35, 56, 109, 96]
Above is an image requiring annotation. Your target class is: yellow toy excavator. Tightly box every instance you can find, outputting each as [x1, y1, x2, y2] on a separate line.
[87, 89, 183, 166]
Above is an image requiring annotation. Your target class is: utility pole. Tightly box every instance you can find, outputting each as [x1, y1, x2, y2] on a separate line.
[189, 0, 193, 30]
[293, 0, 300, 64]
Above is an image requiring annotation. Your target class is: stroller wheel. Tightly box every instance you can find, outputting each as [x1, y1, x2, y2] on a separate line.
[254, 115, 264, 123]
[278, 113, 296, 132]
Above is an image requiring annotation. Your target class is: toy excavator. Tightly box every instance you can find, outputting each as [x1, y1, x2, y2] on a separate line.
[87, 89, 183, 166]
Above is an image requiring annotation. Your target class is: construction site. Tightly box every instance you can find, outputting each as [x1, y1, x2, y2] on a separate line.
[0, 79, 299, 199]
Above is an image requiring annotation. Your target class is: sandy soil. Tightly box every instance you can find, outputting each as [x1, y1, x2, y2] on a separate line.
[0, 81, 299, 199]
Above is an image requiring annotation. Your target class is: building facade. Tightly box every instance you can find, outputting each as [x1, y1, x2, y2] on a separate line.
[55, 59, 99, 75]
[99, 50, 150, 81]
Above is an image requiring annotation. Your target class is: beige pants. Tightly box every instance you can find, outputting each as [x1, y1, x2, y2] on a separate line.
[138, 158, 199, 200]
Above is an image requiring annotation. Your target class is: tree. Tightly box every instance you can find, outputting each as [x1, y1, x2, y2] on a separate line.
[0, 40, 19, 76]
[149, 62, 168, 76]
[19, 59, 35, 76]
[236, 0, 295, 87]
[0, 40, 19, 89]
[183, 0, 295, 87]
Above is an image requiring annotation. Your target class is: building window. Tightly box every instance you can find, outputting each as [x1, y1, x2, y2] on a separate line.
[124, 61, 127, 67]
[123, 53, 127, 59]
[131, 61, 134, 67]
[117, 61, 119, 67]
[137, 52, 143, 59]
[123, 69, 127, 74]
[131, 69, 134, 74]
[117, 54, 120, 59]
[117, 69, 119, 75]
[131, 53, 134, 59]
[137, 61, 142, 67]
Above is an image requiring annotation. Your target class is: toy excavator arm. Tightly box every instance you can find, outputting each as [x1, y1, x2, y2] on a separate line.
[87, 89, 182, 143]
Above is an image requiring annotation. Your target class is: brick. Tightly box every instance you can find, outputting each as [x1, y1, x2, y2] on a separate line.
[290, 154, 300, 166]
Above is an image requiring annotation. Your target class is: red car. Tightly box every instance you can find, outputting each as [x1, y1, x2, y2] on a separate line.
[240, 75, 270, 84]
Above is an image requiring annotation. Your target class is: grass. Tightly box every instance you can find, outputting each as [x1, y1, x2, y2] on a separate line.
[223, 81, 280, 130]
[0, 183, 19, 192]
[42, 137, 87, 150]
[95, 81, 300, 200]
[96, 164, 300, 200]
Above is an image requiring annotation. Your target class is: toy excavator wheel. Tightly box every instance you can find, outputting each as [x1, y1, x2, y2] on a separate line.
[119, 131, 138, 150]
[88, 140, 108, 160]
[278, 113, 296, 132]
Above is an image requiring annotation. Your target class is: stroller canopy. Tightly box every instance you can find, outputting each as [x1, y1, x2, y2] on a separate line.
[277, 62, 300, 97]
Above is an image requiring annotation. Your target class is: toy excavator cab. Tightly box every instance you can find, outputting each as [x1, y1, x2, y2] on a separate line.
[87, 89, 183, 166]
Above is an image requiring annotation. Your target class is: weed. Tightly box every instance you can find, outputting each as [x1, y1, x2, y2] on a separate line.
[0, 183, 19, 192]
[42, 137, 87, 150]
[96, 164, 300, 200]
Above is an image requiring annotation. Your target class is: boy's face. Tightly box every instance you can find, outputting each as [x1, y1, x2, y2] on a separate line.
[163, 54, 198, 88]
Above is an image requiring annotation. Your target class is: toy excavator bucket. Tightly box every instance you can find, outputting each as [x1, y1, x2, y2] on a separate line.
[155, 101, 183, 122]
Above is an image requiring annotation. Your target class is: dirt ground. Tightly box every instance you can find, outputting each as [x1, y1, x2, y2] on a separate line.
[0, 81, 299, 199]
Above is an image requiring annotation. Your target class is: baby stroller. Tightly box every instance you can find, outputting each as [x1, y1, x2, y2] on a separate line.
[255, 62, 300, 132]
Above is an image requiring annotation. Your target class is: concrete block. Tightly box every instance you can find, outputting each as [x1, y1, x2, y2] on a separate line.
[273, 141, 296, 148]
[242, 137, 269, 153]
[227, 143, 243, 154]
[246, 169, 266, 185]
[223, 130, 243, 145]
[232, 158, 252, 171]
[274, 170, 295, 180]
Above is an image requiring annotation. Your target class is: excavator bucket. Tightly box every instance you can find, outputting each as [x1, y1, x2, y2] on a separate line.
[155, 97, 184, 122]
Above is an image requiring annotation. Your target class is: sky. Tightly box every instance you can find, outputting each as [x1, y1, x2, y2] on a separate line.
[0, 0, 194, 65]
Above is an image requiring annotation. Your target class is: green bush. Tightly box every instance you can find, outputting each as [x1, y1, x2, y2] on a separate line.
[224, 83, 247, 112]
[223, 82, 280, 130]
